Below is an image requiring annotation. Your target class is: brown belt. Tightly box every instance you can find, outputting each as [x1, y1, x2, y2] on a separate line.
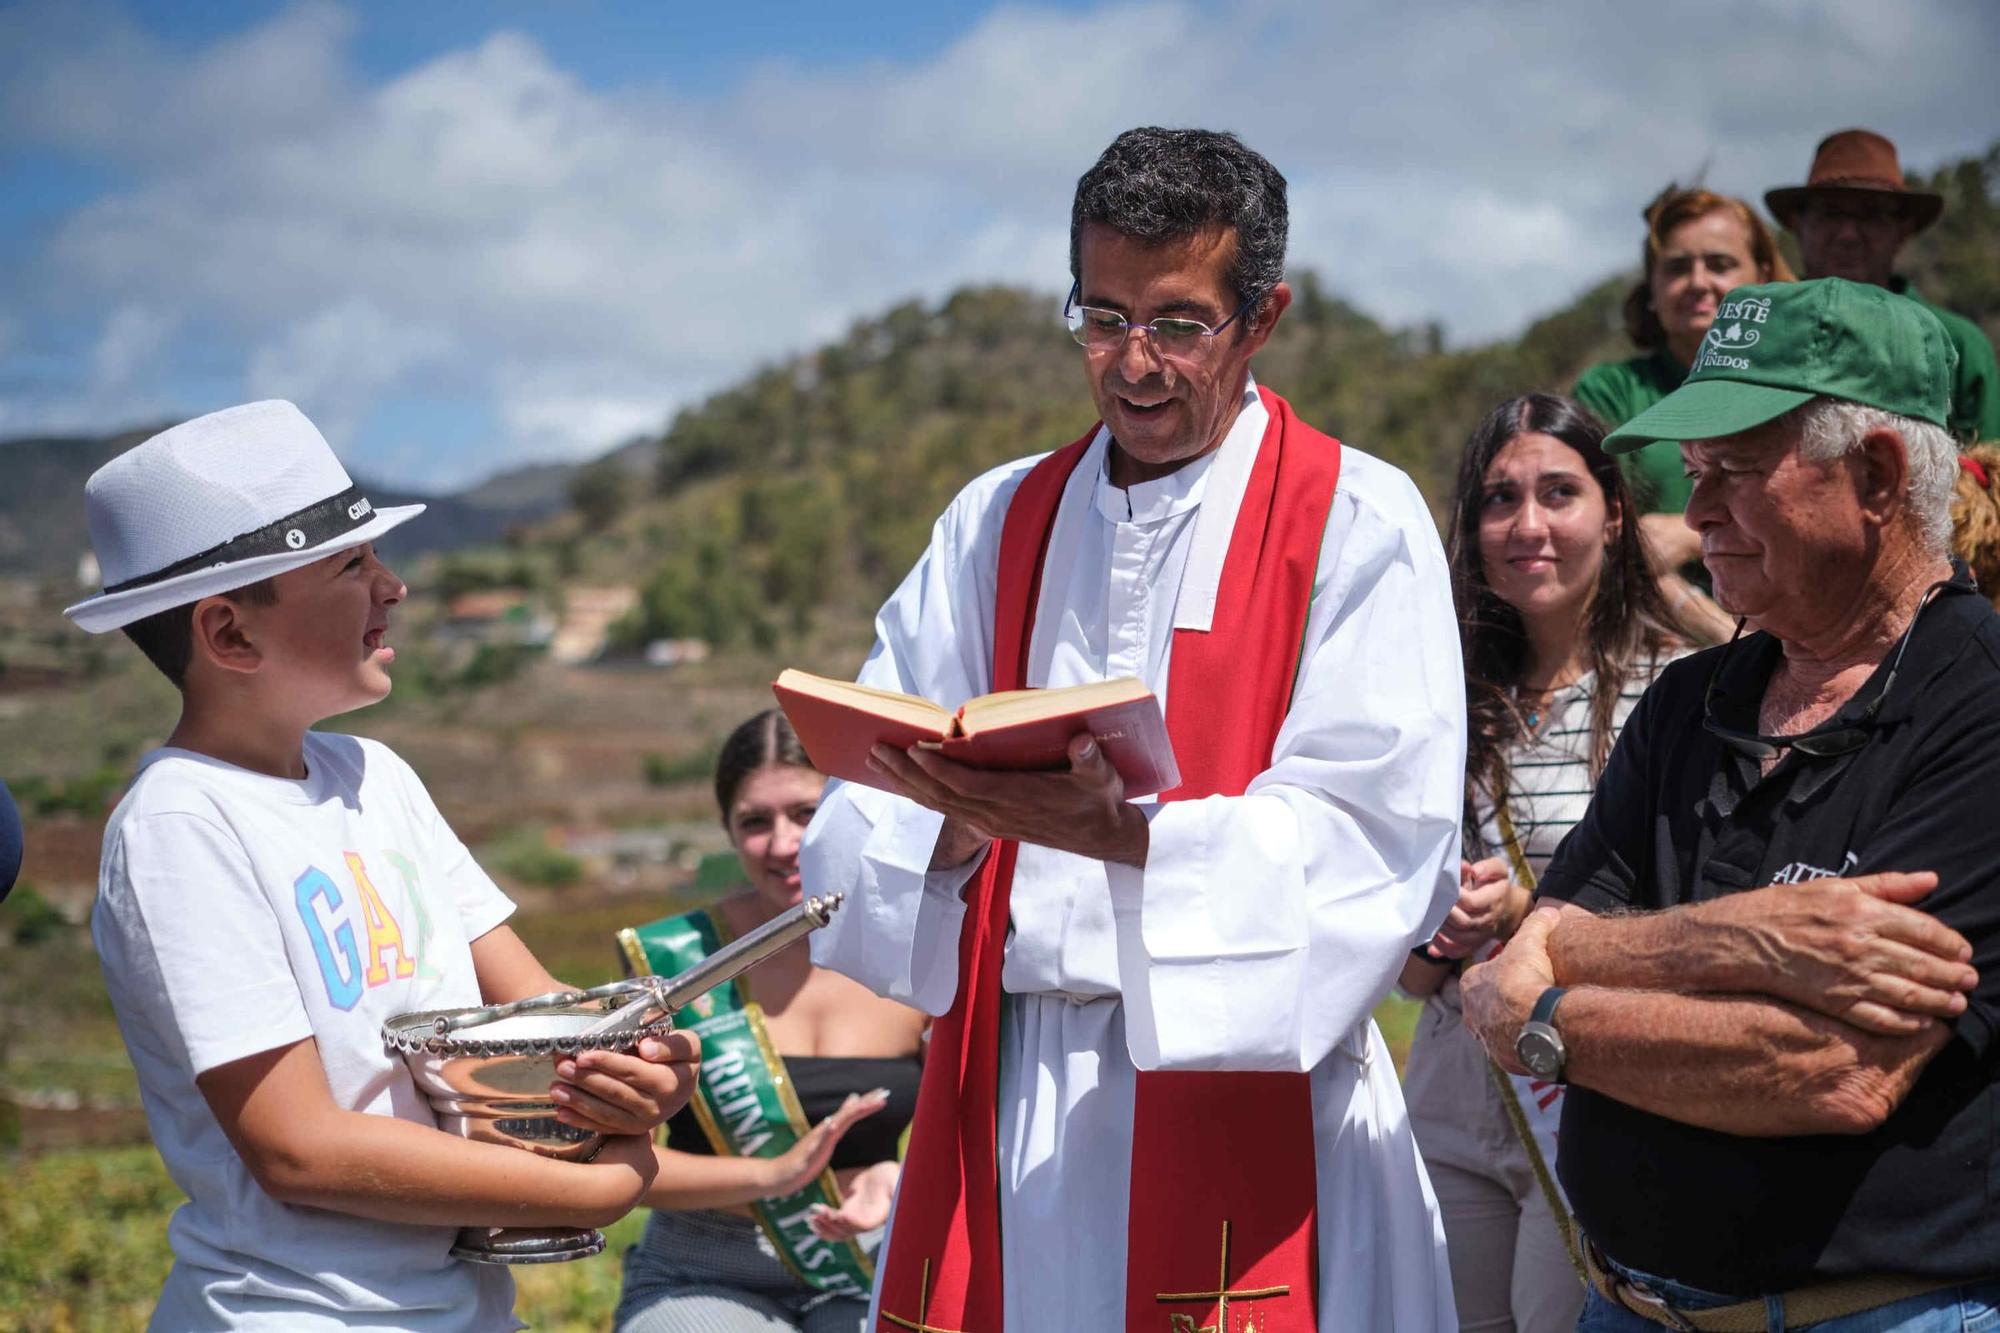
[1582, 1239, 1955, 1332]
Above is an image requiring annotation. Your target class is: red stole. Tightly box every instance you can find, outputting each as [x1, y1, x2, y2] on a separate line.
[876, 387, 1342, 1333]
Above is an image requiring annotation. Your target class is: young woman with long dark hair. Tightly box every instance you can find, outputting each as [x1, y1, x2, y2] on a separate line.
[1398, 394, 1693, 1333]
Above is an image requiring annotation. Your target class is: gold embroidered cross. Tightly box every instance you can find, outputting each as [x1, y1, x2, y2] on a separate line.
[1155, 1220, 1290, 1333]
[881, 1258, 968, 1333]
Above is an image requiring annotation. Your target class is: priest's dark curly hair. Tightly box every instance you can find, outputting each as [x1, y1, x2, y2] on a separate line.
[1069, 127, 1287, 317]
[1448, 394, 1685, 850]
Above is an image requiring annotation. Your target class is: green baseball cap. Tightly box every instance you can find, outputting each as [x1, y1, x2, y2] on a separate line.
[1602, 277, 1958, 454]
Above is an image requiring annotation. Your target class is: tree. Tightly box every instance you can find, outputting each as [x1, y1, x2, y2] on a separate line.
[567, 457, 632, 529]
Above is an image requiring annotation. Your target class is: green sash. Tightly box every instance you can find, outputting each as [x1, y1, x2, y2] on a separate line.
[617, 907, 875, 1297]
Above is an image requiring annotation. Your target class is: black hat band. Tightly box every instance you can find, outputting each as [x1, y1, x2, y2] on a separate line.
[103, 485, 379, 595]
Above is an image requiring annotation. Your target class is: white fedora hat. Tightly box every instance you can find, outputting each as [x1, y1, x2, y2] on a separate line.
[65, 400, 425, 633]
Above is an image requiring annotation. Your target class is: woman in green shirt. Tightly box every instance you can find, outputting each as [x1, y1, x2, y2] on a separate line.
[1573, 186, 1793, 576]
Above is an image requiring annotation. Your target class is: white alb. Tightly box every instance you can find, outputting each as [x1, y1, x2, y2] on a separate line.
[805, 383, 1466, 1332]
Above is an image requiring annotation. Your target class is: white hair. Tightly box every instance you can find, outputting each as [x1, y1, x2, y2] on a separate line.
[1790, 397, 1958, 553]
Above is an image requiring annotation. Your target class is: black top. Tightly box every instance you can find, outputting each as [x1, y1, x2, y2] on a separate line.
[0, 778, 18, 904]
[665, 1051, 922, 1173]
[1538, 572, 2000, 1295]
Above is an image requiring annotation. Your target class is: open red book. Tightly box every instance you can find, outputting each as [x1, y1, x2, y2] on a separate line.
[772, 668, 1181, 797]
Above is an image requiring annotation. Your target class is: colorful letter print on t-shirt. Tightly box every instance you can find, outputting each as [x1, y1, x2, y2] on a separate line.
[294, 850, 444, 1009]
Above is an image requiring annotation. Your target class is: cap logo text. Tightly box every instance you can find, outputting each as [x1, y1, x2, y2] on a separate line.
[348, 497, 374, 522]
[1692, 295, 1772, 375]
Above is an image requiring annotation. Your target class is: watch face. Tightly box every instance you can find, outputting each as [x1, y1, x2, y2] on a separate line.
[1516, 1024, 1564, 1080]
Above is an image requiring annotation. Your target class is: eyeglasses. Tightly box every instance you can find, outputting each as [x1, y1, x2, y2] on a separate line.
[1062, 282, 1255, 356]
[1701, 580, 1949, 761]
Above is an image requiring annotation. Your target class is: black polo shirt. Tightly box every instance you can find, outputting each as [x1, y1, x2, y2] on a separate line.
[1538, 570, 2000, 1295]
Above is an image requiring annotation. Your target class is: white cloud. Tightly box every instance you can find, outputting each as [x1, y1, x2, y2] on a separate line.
[90, 303, 177, 389]
[244, 297, 455, 444]
[498, 389, 667, 465]
[1, 0, 1995, 486]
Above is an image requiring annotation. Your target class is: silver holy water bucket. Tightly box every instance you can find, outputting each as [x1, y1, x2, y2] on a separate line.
[382, 892, 843, 1264]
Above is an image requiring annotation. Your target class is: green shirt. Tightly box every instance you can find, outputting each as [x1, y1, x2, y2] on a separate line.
[1891, 278, 2000, 444]
[1572, 350, 1691, 512]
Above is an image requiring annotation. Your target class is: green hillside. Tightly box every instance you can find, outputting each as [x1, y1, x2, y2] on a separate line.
[532, 274, 1625, 658]
[533, 142, 1997, 659]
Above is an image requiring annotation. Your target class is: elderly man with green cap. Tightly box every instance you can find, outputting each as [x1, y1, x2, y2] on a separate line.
[1463, 277, 2000, 1332]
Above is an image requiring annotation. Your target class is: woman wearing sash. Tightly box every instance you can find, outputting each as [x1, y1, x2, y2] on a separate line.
[612, 710, 926, 1333]
[1399, 394, 1689, 1333]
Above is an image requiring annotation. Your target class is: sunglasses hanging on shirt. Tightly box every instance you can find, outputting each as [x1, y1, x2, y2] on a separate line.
[1700, 577, 1956, 762]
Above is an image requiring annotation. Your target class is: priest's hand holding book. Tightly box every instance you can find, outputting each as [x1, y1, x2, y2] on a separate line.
[772, 670, 1176, 868]
[874, 731, 1151, 869]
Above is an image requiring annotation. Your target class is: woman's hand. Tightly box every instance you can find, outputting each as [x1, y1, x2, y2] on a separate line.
[1426, 856, 1530, 961]
[755, 1090, 890, 1200]
[1639, 511, 1703, 573]
[1658, 572, 1737, 646]
[807, 1159, 899, 1241]
[551, 1031, 703, 1136]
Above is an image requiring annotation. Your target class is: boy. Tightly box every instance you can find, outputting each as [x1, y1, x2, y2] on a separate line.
[67, 401, 700, 1330]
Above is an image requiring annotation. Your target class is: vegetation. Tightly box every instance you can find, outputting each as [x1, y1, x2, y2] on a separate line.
[3, 884, 68, 946]
[7, 767, 128, 819]
[642, 748, 716, 788]
[567, 456, 638, 531]
[487, 826, 585, 888]
[0, 1147, 186, 1331]
[552, 144, 1999, 662]
[1902, 144, 2000, 329]
[0, 1143, 656, 1333]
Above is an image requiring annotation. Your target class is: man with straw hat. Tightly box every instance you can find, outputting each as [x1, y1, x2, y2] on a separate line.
[1766, 128, 1998, 442]
[1464, 277, 2000, 1331]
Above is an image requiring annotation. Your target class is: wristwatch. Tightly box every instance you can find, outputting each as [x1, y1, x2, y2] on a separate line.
[1514, 986, 1571, 1083]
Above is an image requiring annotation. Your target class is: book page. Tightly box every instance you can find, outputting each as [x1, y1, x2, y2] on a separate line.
[773, 669, 954, 731]
[957, 677, 1151, 733]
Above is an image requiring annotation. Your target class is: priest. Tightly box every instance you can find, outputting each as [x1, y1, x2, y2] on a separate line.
[802, 126, 1464, 1333]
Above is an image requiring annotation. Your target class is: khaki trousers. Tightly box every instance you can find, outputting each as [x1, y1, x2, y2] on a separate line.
[1406, 988, 1586, 1333]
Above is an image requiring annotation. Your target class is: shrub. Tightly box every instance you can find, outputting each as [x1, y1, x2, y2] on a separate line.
[490, 830, 583, 889]
[641, 751, 714, 788]
[5, 885, 68, 946]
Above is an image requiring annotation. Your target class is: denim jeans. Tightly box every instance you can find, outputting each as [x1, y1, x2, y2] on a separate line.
[1575, 1255, 2000, 1332]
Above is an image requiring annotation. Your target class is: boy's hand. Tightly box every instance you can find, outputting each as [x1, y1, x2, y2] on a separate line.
[551, 1031, 701, 1136]
[575, 1132, 661, 1221]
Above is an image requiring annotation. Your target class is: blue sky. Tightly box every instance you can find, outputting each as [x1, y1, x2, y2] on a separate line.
[3, 0, 1996, 489]
[111, 1, 1058, 95]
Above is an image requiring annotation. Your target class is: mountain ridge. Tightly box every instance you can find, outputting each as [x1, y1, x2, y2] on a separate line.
[0, 430, 575, 579]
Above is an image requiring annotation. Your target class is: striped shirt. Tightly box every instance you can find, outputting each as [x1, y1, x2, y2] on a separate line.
[1475, 651, 1684, 880]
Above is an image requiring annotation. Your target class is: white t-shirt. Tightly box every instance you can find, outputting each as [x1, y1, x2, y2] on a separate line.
[93, 732, 522, 1331]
